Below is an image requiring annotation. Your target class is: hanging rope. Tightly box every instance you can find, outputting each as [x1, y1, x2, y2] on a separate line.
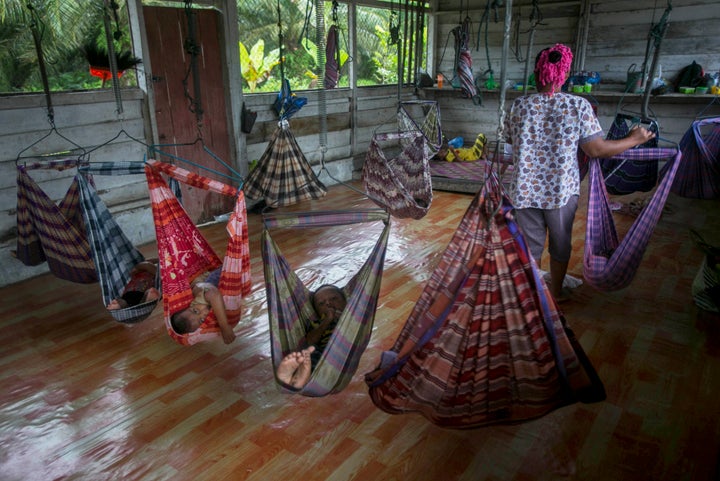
[26, 4, 54, 126]
[103, 0, 123, 114]
[183, 0, 204, 139]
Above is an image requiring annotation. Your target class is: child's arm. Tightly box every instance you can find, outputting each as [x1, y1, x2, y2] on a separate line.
[203, 286, 236, 344]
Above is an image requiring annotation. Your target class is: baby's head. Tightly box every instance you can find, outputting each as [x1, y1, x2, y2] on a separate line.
[312, 284, 346, 321]
[170, 302, 209, 334]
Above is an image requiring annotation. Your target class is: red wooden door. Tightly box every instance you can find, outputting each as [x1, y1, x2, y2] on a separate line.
[144, 6, 235, 224]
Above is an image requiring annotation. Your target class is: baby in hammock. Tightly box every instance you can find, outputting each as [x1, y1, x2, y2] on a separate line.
[170, 268, 236, 344]
[106, 259, 160, 310]
[276, 284, 347, 389]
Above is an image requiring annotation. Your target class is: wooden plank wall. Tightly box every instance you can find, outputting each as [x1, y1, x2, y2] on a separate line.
[428, 0, 720, 143]
[0, 90, 154, 288]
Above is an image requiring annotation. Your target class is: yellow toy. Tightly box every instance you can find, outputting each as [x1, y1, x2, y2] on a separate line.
[443, 133, 488, 162]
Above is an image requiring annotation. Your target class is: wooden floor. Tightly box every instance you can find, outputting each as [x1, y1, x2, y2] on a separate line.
[2, 179, 720, 481]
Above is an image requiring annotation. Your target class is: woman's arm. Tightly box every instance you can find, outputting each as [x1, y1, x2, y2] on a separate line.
[203, 286, 236, 344]
[581, 126, 656, 159]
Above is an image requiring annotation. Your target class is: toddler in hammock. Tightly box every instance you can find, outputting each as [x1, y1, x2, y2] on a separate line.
[276, 284, 347, 389]
[170, 267, 236, 344]
[106, 259, 160, 310]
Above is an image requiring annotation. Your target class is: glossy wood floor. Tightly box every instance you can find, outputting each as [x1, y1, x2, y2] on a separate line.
[2, 179, 719, 481]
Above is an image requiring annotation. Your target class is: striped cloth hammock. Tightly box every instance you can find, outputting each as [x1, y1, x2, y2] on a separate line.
[453, 17, 479, 103]
[324, 24, 340, 89]
[397, 100, 443, 157]
[600, 114, 659, 195]
[16, 158, 97, 283]
[145, 159, 251, 345]
[243, 120, 327, 208]
[77, 161, 160, 324]
[365, 170, 605, 429]
[584, 147, 682, 291]
[659, 117, 720, 199]
[362, 131, 433, 219]
[262, 209, 391, 397]
[16, 159, 160, 324]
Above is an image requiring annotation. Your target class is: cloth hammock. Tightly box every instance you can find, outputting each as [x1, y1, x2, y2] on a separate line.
[324, 24, 340, 89]
[16, 159, 160, 323]
[453, 18, 480, 104]
[364, 170, 605, 429]
[659, 117, 720, 199]
[362, 130, 433, 219]
[77, 161, 161, 324]
[145, 159, 251, 345]
[262, 209, 391, 397]
[243, 119, 328, 208]
[601, 114, 659, 195]
[584, 147, 682, 291]
[16, 158, 97, 283]
[397, 100, 443, 157]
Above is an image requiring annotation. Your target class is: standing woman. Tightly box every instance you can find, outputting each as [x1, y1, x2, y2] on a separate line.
[504, 43, 655, 301]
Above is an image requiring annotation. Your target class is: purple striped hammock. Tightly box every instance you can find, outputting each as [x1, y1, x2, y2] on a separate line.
[262, 209, 390, 397]
[659, 116, 720, 199]
[362, 130, 433, 219]
[365, 170, 605, 429]
[584, 147, 682, 291]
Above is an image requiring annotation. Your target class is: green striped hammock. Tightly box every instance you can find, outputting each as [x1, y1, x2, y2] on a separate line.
[262, 209, 390, 397]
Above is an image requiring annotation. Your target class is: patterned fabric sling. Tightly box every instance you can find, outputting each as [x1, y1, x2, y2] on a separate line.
[77, 161, 159, 324]
[362, 131, 433, 219]
[15, 159, 97, 283]
[262, 209, 391, 397]
[600, 114, 659, 195]
[324, 24, 340, 89]
[584, 147, 682, 291]
[243, 119, 327, 208]
[397, 100, 443, 157]
[145, 159, 251, 345]
[365, 170, 605, 429]
[659, 117, 720, 199]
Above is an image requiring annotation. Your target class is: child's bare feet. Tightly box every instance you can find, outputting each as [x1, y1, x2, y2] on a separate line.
[144, 287, 160, 302]
[277, 352, 304, 386]
[106, 299, 126, 310]
[290, 346, 315, 389]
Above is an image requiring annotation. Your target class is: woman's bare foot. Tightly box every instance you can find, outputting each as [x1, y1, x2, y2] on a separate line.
[277, 352, 304, 386]
[290, 346, 315, 389]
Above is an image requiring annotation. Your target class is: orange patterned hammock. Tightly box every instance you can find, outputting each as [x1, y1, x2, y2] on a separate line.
[365, 169, 606, 429]
[145, 159, 251, 346]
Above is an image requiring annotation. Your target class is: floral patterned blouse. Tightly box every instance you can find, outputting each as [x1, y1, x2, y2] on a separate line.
[504, 92, 602, 209]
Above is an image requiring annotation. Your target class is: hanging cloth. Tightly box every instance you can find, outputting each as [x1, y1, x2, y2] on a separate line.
[584, 147, 682, 291]
[659, 117, 720, 199]
[262, 209, 391, 397]
[243, 119, 327, 208]
[397, 100, 443, 157]
[145, 159, 251, 345]
[362, 131, 433, 219]
[324, 24, 340, 89]
[364, 170, 605, 428]
[15, 159, 97, 283]
[77, 161, 160, 324]
[600, 114, 659, 195]
[454, 17, 480, 104]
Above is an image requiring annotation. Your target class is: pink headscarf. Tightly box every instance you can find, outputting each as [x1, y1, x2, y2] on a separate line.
[534, 43, 573, 95]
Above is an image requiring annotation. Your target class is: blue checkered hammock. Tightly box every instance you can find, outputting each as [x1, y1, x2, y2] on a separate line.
[364, 170, 605, 428]
[16, 158, 97, 283]
[362, 131, 433, 219]
[243, 120, 327, 208]
[397, 100, 443, 157]
[600, 114, 659, 195]
[78, 161, 160, 324]
[584, 147, 682, 291]
[262, 209, 391, 397]
[659, 117, 720, 199]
